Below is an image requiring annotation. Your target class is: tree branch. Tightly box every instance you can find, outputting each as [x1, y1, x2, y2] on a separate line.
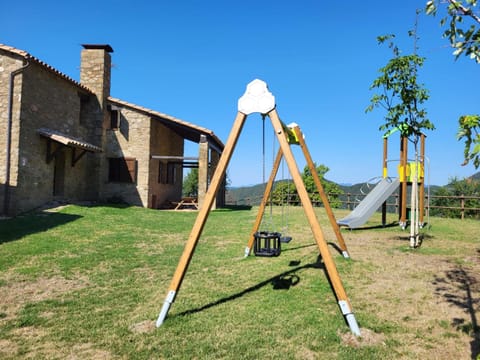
[448, 0, 480, 24]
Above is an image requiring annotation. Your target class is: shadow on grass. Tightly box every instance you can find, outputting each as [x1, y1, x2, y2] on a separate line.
[280, 243, 317, 253]
[0, 212, 82, 244]
[393, 233, 435, 247]
[214, 205, 253, 212]
[433, 262, 480, 359]
[340, 221, 399, 231]
[174, 258, 324, 319]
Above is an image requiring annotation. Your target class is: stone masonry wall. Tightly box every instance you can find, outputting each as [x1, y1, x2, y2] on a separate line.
[0, 51, 24, 214]
[102, 107, 151, 206]
[15, 62, 97, 214]
[80, 47, 111, 202]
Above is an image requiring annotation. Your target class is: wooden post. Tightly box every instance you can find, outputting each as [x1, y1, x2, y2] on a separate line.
[399, 136, 408, 228]
[461, 194, 465, 220]
[382, 137, 388, 226]
[268, 109, 360, 336]
[156, 112, 247, 327]
[292, 125, 350, 258]
[419, 134, 426, 226]
[197, 135, 209, 210]
[244, 148, 283, 256]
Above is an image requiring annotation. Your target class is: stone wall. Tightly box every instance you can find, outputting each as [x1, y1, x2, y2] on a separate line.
[0, 54, 99, 215]
[79, 46, 111, 203]
[0, 51, 25, 214]
[102, 106, 184, 208]
[102, 106, 147, 205]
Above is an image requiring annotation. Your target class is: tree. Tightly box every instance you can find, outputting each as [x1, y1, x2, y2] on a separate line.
[366, 33, 434, 247]
[430, 177, 480, 219]
[457, 114, 480, 168]
[426, 0, 480, 63]
[425, 1, 480, 168]
[183, 168, 198, 197]
[270, 163, 344, 208]
[365, 35, 434, 137]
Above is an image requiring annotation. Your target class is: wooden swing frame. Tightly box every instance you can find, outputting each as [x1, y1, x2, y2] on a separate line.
[244, 124, 350, 259]
[155, 80, 360, 336]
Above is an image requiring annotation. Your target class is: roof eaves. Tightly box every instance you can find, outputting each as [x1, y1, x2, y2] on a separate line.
[108, 96, 224, 150]
[0, 43, 93, 94]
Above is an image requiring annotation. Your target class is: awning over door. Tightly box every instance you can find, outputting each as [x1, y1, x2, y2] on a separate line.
[37, 127, 102, 166]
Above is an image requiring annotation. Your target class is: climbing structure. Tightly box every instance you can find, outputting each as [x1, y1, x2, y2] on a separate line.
[382, 129, 427, 229]
[155, 79, 360, 336]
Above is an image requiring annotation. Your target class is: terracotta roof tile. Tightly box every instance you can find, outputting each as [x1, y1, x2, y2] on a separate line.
[37, 128, 102, 152]
[0, 43, 93, 93]
[108, 97, 224, 150]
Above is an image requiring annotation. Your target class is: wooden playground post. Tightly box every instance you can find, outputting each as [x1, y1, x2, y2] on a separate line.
[292, 125, 350, 258]
[399, 136, 408, 227]
[419, 134, 426, 226]
[155, 111, 247, 327]
[382, 137, 388, 226]
[268, 109, 360, 336]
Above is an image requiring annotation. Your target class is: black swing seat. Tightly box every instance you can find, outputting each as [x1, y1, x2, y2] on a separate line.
[254, 231, 281, 257]
[280, 236, 292, 243]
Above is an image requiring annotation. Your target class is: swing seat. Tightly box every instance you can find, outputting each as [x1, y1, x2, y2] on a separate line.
[254, 231, 281, 257]
[280, 236, 292, 243]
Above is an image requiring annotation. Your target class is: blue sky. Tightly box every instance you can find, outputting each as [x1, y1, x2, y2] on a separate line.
[3, 0, 479, 186]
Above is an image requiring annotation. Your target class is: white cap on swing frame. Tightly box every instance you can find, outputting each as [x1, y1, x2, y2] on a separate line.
[238, 79, 275, 115]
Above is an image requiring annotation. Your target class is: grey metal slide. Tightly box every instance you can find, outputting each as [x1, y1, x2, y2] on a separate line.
[337, 177, 400, 229]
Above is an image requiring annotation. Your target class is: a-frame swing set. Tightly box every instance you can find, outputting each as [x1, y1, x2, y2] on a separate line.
[244, 121, 351, 260]
[156, 79, 361, 336]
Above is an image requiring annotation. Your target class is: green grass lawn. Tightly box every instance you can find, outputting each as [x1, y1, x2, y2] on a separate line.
[0, 204, 478, 359]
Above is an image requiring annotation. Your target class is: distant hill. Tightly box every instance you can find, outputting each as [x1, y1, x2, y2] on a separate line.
[226, 176, 447, 206]
[226, 178, 354, 206]
[470, 171, 480, 181]
[226, 183, 267, 205]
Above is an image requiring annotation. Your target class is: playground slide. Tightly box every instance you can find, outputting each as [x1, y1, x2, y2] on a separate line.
[337, 177, 400, 229]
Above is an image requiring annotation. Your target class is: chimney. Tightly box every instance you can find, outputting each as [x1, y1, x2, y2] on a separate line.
[80, 44, 113, 110]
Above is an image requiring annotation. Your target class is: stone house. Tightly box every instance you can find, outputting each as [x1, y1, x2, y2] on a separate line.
[0, 43, 224, 216]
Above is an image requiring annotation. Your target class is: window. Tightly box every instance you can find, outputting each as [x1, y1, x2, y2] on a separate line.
[167, 163, 177, 185]
[110, 109, 120, 130]
[78, 93, 90, 125]
[108, 157, 137, 183]
[158, 161, 177, 185]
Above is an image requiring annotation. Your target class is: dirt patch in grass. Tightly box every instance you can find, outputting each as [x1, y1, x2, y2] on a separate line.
[129, 320, 156, 334]
[340, 327, 386, 348]
[341, 229, 480, 359]
[0, 274, 89, 322]
[0, 339, 18, 357]
[66, 343, 113, 360]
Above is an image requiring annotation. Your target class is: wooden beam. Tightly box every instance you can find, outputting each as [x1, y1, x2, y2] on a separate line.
[71, 148, 87, 167]
[151, 156, 199, 161]
[156, 111, 247, 327]
[268, 108, 359, 335]
[46, 139, 63, 164]
[292, 125, 350, 258]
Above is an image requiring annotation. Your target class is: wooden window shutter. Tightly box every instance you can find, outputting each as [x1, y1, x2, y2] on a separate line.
[108, 157, 136, 183]
[123, 158, 137, 183]
[110, 110, 119, 129]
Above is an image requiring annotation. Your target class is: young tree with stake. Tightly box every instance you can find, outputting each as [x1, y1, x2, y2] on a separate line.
[366, 32, 435, 248]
